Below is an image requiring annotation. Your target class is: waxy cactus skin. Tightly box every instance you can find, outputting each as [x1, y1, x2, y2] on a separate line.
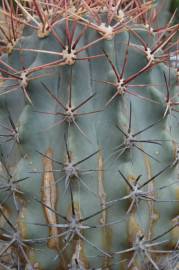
[0, 1, 178, 269]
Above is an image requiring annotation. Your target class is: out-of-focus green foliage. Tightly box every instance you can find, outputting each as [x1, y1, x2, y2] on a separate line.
[170, 0, 179, 23]
[171, 0, 179, 9]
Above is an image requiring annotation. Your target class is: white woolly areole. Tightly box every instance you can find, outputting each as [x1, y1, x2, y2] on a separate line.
[98, 23, 114, 40]
[20, 71, 28, 88]
[116, 78, 126, 95]
[62, 46, 76, 65]
[145, 47, 155, 63]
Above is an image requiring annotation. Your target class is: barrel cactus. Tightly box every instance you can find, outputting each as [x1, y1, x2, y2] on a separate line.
[0, 0, 179, 269]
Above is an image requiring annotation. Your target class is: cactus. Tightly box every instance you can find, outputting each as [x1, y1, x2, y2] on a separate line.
[0, 0, 179, 269]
